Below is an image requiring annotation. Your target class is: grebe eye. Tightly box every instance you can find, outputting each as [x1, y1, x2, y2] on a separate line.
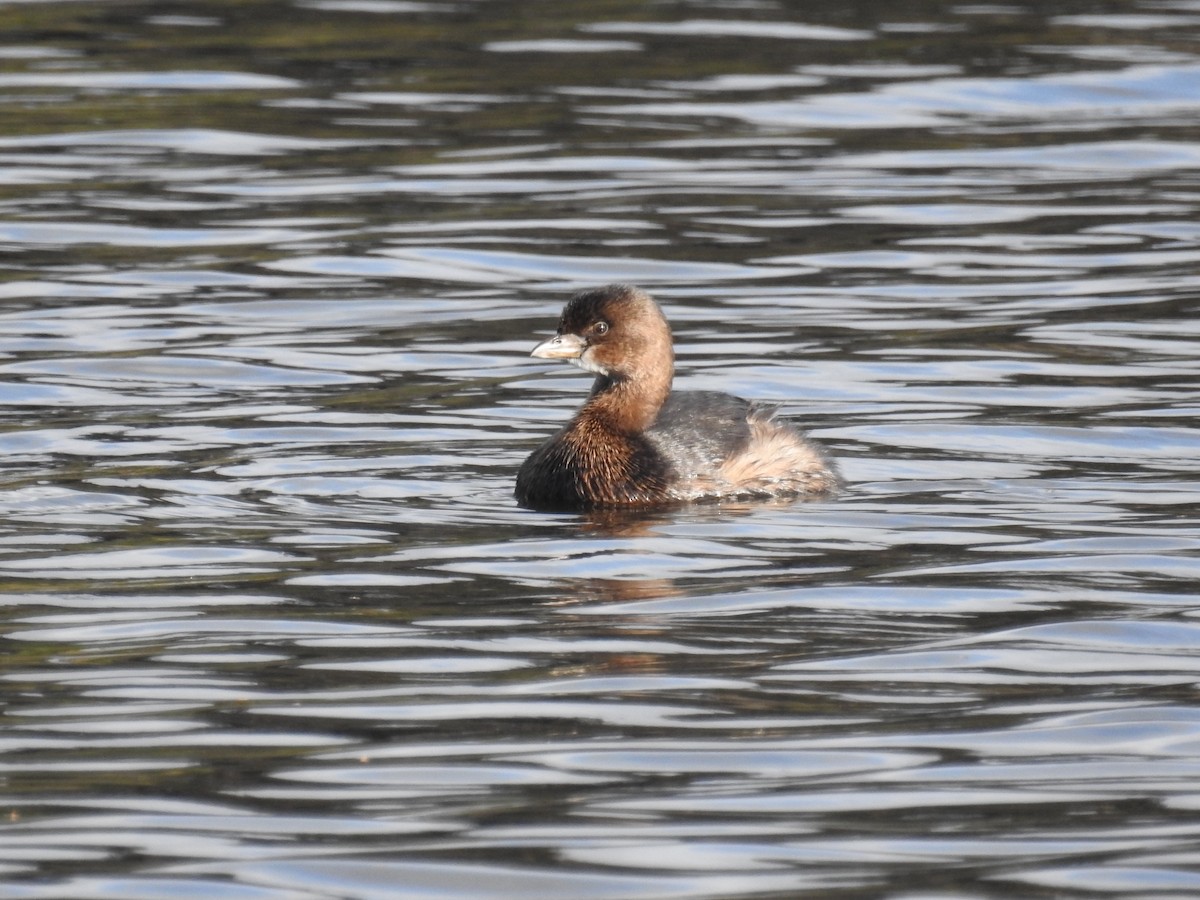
[593, 321, 609, 335]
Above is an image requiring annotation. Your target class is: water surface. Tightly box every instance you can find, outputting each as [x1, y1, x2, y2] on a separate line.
[1, 1, 1199, 898]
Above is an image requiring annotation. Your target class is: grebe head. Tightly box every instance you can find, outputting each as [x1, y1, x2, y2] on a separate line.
[530, 284, 673, 383]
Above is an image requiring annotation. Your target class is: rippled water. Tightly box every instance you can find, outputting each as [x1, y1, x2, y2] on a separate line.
[2, 1, 1199, 897]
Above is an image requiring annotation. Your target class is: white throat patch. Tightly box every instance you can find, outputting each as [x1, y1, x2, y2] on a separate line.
[570, 349, 608, 376]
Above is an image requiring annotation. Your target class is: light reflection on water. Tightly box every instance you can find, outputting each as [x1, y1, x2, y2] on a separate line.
[1, 1, 1199, 898]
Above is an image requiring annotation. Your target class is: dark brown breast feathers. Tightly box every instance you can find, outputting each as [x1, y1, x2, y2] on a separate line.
[515, 417, 673, 510]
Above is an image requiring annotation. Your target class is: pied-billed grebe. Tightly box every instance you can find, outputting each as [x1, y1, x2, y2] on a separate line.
[515, 284, 839, 510]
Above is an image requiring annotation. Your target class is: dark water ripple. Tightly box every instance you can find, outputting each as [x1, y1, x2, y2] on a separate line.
[1, 1, 1199, 898]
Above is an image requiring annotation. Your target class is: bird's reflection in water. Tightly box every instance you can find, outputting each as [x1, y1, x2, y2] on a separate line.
[540, 498, 815, 626]
[576, 496, 802, 537]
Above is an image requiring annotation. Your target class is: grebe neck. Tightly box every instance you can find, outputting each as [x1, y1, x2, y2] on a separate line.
[584, 362, 672, 434]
